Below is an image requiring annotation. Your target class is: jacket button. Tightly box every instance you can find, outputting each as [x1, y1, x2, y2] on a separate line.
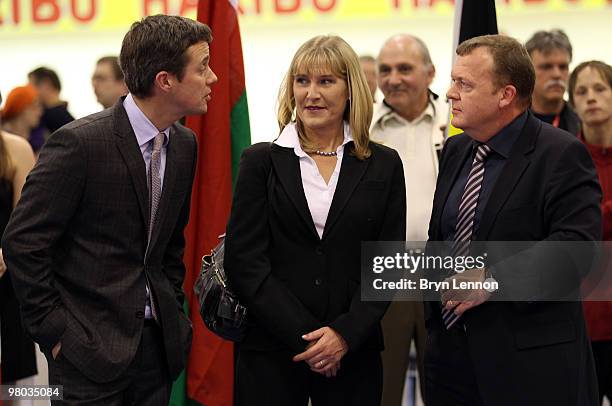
[315, 278, 323, 286]
[315, 247, 323, 255]
[135, 310, 145, 319]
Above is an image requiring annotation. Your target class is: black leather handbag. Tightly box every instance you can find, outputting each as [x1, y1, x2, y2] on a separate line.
[194, 235, 248, 342]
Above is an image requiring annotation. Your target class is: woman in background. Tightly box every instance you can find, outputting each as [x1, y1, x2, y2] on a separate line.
[569, 60, 612, 405]
[0, 90, 38, 391]
[1, 85, 43, 141]
[224, 35, 406, 405]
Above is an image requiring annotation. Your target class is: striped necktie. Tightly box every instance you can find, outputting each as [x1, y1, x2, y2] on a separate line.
[443, 143, 491, 329]
[148, 132, 165, 243]
[145, 131, 165, 320]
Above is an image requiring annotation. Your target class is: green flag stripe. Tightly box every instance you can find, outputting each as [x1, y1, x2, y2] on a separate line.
[230, 90, 251, 188]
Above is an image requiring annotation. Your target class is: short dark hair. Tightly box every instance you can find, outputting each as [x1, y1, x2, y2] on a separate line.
[120, 15, 212, 98]
[569, 60, 612, 108]
[457, 34, 535, 109]
[28, 67, 62, 91]
[97, 56, 124, 81]
[525, 29, 572, 61]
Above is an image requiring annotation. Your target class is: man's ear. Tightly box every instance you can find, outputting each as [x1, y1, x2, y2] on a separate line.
[499, 84, 517, 109]
[426, 64, 436, 87]
[154, 71, 172, 93]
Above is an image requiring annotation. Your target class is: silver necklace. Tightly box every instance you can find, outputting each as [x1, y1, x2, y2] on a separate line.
[313, 150, 338, 157]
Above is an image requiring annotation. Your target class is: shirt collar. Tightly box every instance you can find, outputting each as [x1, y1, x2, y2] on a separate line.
[373, 90, 437, 129]
[478, 110, 528, 159]
[274, 121, 354, 158]
[123, 93, 170, 148]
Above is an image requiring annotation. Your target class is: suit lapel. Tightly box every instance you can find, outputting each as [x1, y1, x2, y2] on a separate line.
[114, 101, 149, 232]
[476, 114, 539, 240]
[322, 148, 369, 240]
[271, 146, 319, 239]
[149, 127, 178, 252]
[432, 137, 472, 240]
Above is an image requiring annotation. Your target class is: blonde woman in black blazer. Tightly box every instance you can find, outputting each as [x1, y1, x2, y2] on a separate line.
[225, 35, 406, 406]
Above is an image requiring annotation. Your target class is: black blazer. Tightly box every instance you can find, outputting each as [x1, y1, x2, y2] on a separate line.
[2, 99, 196, 383]
[224, 141, 406, 354]
[426, 112, 601, 405]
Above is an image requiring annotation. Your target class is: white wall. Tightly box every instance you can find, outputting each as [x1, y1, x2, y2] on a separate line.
[1, 3, 611, 144]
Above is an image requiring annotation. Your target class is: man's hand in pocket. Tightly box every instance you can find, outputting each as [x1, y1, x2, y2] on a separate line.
[52, 341, 62, 360]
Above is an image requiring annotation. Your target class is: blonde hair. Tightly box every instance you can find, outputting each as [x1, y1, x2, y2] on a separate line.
[277, 35, 373, 160]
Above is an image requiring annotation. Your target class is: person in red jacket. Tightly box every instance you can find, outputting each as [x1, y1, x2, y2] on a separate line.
[569, 60, 612, 405]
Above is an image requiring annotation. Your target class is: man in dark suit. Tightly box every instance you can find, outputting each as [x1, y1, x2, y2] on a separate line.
[424, 35, 601, 405]
[2, 15, 217, 404]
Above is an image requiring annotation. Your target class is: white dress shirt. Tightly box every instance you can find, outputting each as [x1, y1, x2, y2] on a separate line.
[274, 122, 353, 239]
[371, 94, 449, 242]
[123, 93, 170, 191]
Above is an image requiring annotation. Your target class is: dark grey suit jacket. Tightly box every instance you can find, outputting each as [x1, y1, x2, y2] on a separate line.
[2, 98, 196, 383]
